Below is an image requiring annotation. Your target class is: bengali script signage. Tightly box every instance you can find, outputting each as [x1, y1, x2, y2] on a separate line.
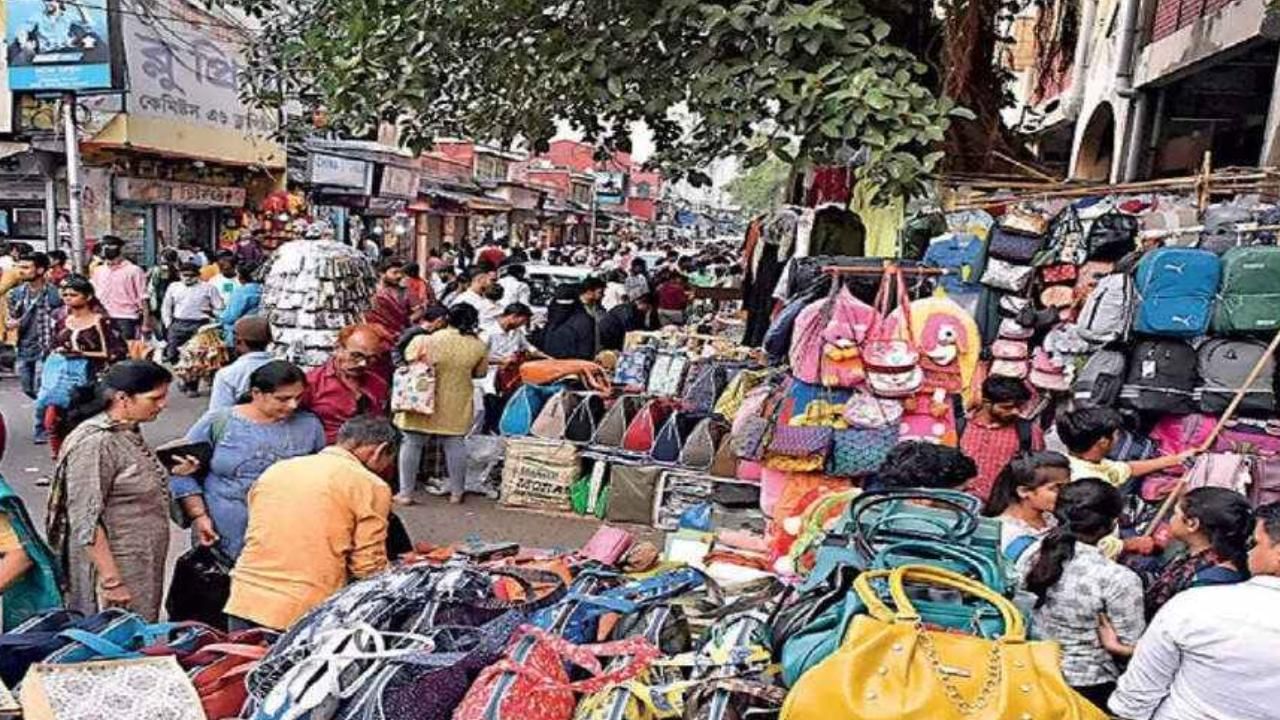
[123, 2, 275, 135]
[379, 165, 418, 198]
[114, 177, 246, 208]
[310, 153, 371, 190]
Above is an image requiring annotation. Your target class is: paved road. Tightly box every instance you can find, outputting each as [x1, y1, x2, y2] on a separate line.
[0, 377, 626, 564]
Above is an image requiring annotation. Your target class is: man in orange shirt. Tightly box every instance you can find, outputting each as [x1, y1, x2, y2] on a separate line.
[223, 415, 397, 631]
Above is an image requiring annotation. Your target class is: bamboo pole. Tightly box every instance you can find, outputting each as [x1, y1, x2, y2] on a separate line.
[1143, 327, 1280, 536]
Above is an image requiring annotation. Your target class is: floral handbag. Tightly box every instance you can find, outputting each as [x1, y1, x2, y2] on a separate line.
[454, 626, 659, 720]
[863, 266, 923, 399]
[979, 257, 1034, 293]
[391, 362, 437, 416]
[647, 351, 690, 398]
[615, 346, 658, 390]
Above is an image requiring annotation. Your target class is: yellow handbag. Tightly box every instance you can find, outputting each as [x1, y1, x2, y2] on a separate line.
[780, 565, 1108, 720]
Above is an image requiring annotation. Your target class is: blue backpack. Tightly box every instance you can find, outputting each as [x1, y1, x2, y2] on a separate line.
[1133, 248, 1222, 336]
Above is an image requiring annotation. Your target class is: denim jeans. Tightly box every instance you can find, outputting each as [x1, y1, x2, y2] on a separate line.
[16, 356, 45, 439]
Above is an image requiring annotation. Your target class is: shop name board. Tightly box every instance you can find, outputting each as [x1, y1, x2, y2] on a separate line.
[310, 153, 371, 190]
[123, 2, 276, 135]
[114, 177, 246, 208]
[379, 166, 418, 199]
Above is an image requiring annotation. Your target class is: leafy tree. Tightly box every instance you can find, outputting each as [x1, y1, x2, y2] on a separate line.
[726, 157, 791, 216]
[231, 0, 977, 200]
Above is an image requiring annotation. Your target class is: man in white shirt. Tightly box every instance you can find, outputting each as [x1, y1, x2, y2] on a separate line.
[497, 264, 531, 308]
[447, 268, 501, 335]
[162, 264, 224, 395]
[481, 303, 546, 432]
[1110, 502, 1280, 720]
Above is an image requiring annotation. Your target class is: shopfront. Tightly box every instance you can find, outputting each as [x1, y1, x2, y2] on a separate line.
[112, 177, 247, 264]
[0, 147, 55, 251]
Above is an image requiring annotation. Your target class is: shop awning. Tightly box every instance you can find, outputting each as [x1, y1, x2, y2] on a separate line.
[87, 114, 285, 168]
[467, 196, 511, 213]
[0, 142, 30, 160]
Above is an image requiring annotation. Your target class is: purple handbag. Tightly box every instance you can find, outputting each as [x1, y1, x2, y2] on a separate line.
[341, 612, 524, 720]
[766, 424, 833, 458]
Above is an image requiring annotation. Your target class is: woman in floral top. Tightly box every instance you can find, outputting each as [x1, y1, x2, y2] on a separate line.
[1141, 487, 1251, 619]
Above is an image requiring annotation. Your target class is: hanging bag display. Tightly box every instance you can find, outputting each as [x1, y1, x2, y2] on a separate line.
[679, 417, 731, 471]
[390, 361, 437, 416]
[818, 285, 880, 389]
[591, 395, 647, 448]
[1133, 247, 1222, 337]
[614, 346, 657, 390]
[650, 412, 709, 464]
[646, 351, 690, 398]
[978, 257, 1034, 293]
[532, 390, 581, 440]
[1120, 339, 1200, 415]
[780, 566, 1107, 720]
[1085, 211, 1138, 262]
[564, 393, 608, 444]
[863, 266, 923, 398]
[622, 399, 678, 454]
[1211, 245, 1280, 333]
[829, 394, 901, 478]
[985, 225, 1045, 263]
[729, 381, 786, 461]
[501, 384, 565, 437]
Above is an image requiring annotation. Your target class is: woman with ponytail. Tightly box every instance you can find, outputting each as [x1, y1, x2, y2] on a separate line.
[983, 451, 1070, 560]
[1024, 478, 1145, 711]
[1143, 487, 1251, 618]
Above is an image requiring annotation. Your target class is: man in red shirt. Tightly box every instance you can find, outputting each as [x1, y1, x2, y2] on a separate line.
[957, 376, 1042, 501]
[302, 324, 391, 444]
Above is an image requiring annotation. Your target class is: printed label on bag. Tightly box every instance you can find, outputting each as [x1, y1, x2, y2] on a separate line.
[1141, 360, 1156, 378]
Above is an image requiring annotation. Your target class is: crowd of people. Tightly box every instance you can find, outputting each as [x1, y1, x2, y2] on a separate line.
[0, 232, 1277, 718]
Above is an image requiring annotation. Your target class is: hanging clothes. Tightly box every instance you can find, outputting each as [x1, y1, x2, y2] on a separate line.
[809, 205, 866, 258]
[851, 183, 905, 258]
[806, 166, 852, 207]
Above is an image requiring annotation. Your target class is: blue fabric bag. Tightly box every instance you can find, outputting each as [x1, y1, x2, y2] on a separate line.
[33, 353, 90, 421]
[498, 383, 564, 437]
[531, 566, 705, 644]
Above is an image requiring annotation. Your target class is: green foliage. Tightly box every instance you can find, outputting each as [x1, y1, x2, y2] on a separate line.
[228, 0, 962, 201]
[726, 157, 791, 216]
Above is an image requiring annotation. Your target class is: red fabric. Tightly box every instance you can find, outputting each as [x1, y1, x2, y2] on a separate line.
[655, 282, 689, 311]
[301, 358, 390, 444]
[404, 277, 432, 307]
[478, 247, 507, 268]
[805, 166, 852, 207]
[958, 415, 1044, 500]
[365, 286, 414, 339]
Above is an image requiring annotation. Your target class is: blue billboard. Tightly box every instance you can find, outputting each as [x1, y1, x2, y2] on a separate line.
[5, 0, 113, 91]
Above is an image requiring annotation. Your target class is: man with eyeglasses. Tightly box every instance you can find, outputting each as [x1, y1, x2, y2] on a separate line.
[1110, 502, 1280, 720]
[301, 324, 390, 444]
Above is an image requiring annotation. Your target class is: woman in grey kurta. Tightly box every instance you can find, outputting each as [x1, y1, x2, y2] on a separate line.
[47, 360, 190, 622]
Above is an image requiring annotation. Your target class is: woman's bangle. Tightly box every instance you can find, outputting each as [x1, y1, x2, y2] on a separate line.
[99, 577, 123, 590]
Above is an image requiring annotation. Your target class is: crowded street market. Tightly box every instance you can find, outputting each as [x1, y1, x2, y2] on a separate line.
[3, 0, 1280, 718]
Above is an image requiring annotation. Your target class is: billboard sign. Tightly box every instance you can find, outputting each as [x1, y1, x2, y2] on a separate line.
[595, 170, 625, 206]
[5, 0, 113, 91]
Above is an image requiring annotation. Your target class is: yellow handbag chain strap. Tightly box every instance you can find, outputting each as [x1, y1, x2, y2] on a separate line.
[913, 618, 1004, 716]
[853, 565, 1024, 717]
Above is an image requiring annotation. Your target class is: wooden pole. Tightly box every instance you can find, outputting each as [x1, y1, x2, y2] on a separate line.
[1143, 327, 1280, 536]
[1196, 151, 1214, 212]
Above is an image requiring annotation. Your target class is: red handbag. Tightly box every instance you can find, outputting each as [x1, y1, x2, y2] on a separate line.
[186, 641, 270, 719]
[621, 399, 676, 453]
[454, 625, 659, 720]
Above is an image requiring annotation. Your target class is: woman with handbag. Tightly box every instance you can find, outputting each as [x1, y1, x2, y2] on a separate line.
[47, 360, 198, 622]
[1024, 478, 1146, 711]
[170, 360, 326, 560]
[40, 275, 127, 457]
[394, 303, 488, 506]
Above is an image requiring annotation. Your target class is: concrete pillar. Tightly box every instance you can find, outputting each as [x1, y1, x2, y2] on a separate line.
[1258, 51, 1280, 167]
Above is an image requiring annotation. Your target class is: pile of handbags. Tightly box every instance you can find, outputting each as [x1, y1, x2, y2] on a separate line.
[0, 607, 278, 719]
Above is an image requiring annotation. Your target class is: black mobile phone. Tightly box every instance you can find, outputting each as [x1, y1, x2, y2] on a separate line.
[154, 440, 214, 472]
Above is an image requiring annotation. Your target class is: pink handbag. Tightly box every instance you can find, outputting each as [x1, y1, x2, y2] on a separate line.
[991, 338, 1030, 360]
[579, 526, 635, 565]
[818, 286, 879, 388]
[863, 266, 923, 398]
[1029, 349, 1071, 392]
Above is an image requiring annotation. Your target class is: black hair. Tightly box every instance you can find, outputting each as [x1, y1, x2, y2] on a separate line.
[61, 360, 173, 436]
[247, 360, 307, 395]
[877, 441, 978, 490]
[237, 262, 258, 282]
[160, 248, 178, 263]
[581, 276, 606, 293]
[1181, 487, 1254, 575]
[216, 250, 236, 262]
[379, 258, 404, 273]
[1025, 479, 1123, 607]
[606, 268, 627, 284]
[336, 414, 401, 449]
[503, 302, 533, 318]
[1056, 406, 1122, 455]
[983, 451, 1070, 516]
[1258, 503, 1280, 544]
[504, 264, 526, 280]
[101, 235, 124, 247]
[18, 251, 50, 270]
[179, 262, 201, 275]
[630, 258, 648, 274]
[422, 304, 449, 321]
[402, 262, 421, 276]
[47, 250, 67, 264]
[59, 274, 95, 297]
[982, 376, 1032, 406]
[448, 302, 481, 335]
